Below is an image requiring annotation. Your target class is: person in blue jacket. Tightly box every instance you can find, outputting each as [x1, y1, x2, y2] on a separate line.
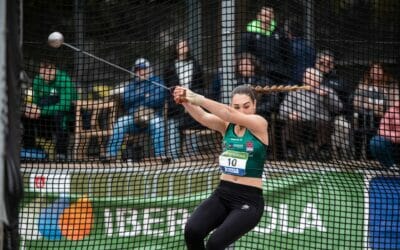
[106, 58, 167, 159]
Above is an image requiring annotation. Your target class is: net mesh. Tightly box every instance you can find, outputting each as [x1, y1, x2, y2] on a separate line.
[19, 0, 400, 249]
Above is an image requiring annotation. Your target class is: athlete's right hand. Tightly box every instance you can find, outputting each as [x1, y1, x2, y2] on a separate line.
[173, 87, 205, 106]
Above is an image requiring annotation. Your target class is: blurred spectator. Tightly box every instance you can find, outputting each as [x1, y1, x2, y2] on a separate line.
[315, 50, 354, 159]
[279, 67, 343, 159]
[164, 39, 205, 158]
[106, 58, 167, 160]
[21, 60, 77, 161]
[315, 50, 351, 110]
[285, 19, 316, 85]
[352, 63, 399, 159]
[212, 52, 280, 118]
[369, 101, 400, 169]
[246, 6, 276, 36]
[353, 63, 399, 118]
[239, 5, 290, 83]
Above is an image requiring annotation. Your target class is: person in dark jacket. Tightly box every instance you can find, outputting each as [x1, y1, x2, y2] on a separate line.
[164, 39, 205, 158]
[315, 50, 351, 111]
[285, 19, 316, 85]
[239, 5, 291, 83]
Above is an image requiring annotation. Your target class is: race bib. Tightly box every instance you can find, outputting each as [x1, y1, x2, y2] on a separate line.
[219, 150, 248, 176]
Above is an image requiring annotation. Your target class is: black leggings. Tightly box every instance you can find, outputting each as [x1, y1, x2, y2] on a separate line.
[184, 180, 264, 250]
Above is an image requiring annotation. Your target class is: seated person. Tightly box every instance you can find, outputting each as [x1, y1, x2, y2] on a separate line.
[239, 5, 290, 83]
[315, 50, 353, 157]
[278, 67, 343, 159]
[352, 63, 399, 158]
[21, 59, 77, 160]
[353, 63, 399, 117]
[369, 101, 400, 169]
[212, 52, 281, 118]
[316, 50, 351, 110]
[106, 58, 167, 160]
[164, 39, 205, 158]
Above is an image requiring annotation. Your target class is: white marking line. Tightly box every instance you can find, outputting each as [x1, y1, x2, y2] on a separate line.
[363, 174, 372, 250]
[168, 175, 175, 197]
[152, 173, 160, 198]
[107, 174, 113, 197]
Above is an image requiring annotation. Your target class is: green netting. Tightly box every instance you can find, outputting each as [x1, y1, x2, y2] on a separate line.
[17, 0, 400, 249]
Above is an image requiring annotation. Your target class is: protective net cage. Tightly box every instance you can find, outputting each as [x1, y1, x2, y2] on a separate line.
[18, 0, 400, 249]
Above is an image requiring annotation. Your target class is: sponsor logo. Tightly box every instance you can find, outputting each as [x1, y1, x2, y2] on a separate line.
[34, 176, 46, 189]
[241, 204, 250, 210]
[103, 208, 190, 237]
[255, 203, 326, 234]
[30, 174, 71, 193]
[246, 141, 254, 152]
[20, 195, 94, 241]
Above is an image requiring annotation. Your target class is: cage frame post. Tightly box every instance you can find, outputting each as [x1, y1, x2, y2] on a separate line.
[0, 0, 8, 228]
[221, 0, 236, 104]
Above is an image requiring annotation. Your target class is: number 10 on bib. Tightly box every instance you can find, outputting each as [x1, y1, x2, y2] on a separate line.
[219, 150, 249, 176]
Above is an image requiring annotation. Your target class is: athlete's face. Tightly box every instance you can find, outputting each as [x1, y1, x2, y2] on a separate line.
[231, 94, 256, 115]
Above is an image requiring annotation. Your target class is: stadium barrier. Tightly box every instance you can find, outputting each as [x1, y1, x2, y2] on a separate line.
[19, 165, 400, 249]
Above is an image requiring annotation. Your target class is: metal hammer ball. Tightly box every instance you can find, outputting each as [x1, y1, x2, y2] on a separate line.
[48, 32, 64, 48]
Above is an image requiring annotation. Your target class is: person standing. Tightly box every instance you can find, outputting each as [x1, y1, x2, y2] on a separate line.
[164, 39, 205, 158]
[173, 85, 268, 249]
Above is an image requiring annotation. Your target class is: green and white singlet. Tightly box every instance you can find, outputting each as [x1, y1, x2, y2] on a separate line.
[219, 123, 268, 178]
